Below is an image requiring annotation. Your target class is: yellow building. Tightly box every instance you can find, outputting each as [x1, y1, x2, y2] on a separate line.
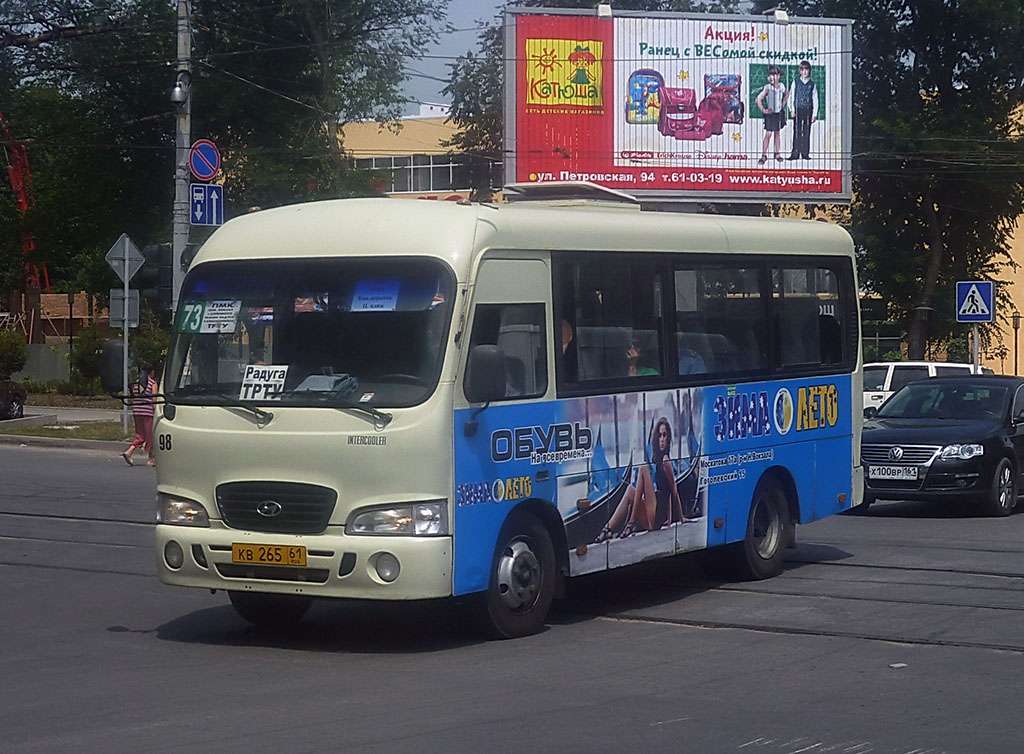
[343, 104, 500, 200]
[984, 227, 1024, 375]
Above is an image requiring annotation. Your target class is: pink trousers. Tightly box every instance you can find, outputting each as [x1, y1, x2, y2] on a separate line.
[129, 415, 153, 453]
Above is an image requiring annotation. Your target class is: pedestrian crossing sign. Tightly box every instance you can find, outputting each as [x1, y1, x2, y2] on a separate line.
[956, 281, 994, 323]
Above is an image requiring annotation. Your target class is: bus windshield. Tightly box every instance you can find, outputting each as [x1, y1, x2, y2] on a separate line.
[166, 257, 455, 408]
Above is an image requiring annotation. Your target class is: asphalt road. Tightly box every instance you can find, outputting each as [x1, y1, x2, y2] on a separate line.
[2, 444, 1023, 753]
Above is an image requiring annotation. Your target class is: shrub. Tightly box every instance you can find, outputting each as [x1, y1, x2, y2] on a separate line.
[132, 307, 169, 374]
[69, 323, 113, 382]
[0, 329, 28, 377]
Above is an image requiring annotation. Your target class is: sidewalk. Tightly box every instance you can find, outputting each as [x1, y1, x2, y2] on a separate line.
[0, 404, 128, 451]
[26, 405, 124, 423]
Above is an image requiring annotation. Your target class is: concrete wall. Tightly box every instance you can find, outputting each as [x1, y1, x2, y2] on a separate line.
[11, 344, 70, 382]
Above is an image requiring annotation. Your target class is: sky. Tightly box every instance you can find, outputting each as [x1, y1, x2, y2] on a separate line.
[402, 0, 505, 114]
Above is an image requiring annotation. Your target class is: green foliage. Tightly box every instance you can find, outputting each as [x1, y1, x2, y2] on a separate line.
[767, 0, 1024, 357]
[131, 306, 169, 373]
[944, 334, 970, 363]
[0, 330, 29, 376]
[1, 0, 450, 294]
[69, 323, 113, 382]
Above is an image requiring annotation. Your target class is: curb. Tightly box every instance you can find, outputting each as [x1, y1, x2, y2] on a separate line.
[3, 413, 58, 429]
[0, 433, 127, 451]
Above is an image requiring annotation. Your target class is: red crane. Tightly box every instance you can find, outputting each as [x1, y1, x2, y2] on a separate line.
[1, 109, 49, 293]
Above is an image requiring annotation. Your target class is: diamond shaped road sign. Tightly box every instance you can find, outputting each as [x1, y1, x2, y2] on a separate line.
[105, 233, 145, 283]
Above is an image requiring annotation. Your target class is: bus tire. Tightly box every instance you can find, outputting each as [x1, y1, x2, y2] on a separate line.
[477, 510, 556, 639]
[228, 591, 313, 629]
[726, 475, 788, 580]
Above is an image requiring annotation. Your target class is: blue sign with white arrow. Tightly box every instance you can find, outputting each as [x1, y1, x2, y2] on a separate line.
[190, 183, 224, 226]
[956, 280, 994, 323]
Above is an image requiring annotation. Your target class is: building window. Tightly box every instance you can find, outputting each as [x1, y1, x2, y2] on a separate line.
[351, 154, 500, 194]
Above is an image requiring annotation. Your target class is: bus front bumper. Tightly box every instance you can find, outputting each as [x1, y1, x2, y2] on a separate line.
[155, 524, 453, 600]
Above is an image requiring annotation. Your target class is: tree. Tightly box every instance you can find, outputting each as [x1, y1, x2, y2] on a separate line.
[753, 0, 1024, 358]
[190, 0, 449, 211]
[1, 0, 451, 293]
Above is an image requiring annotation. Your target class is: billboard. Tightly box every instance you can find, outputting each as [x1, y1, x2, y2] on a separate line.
[505, 8, 852, 203]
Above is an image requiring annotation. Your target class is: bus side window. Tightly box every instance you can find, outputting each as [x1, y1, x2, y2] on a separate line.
[675, 266, 767, 377]
[464, 303, 547, 400]
[556, 258, 663, 383]
[773, 266, 844, 367]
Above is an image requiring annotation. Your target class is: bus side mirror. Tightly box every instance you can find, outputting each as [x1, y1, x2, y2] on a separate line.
[465, 345, 507, 404]
[863, 406, 877, 419]
[100, 339, 124, 395]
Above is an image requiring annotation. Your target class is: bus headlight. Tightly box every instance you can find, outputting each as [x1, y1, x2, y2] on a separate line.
[940, 444, 984, 461]
[157, 494, 210, 526]
[348, 501, 448, 536]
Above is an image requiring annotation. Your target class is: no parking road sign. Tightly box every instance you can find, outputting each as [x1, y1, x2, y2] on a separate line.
[956, 281, 994, 323]
[189, 139, 221, 181]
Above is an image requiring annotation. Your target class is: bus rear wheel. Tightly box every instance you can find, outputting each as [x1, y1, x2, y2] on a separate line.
[228, 591, 313, 629]
[477, 511, 556, 639]
[726, 476, 788, 580]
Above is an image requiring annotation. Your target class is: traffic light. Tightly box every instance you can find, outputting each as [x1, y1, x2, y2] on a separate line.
[139, 243, 173, 312]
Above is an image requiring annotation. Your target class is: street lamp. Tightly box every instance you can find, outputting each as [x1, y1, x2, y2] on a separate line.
[170, 70, 191, 105]
[1013, 311, 1020, 375]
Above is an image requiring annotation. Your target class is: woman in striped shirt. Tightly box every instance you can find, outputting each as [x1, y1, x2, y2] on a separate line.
[121, 365, 158, 467]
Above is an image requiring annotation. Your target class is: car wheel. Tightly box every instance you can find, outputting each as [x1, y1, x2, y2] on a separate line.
[228, 591, 313, 629]
[725, 475, 788, 580]
[7, 396, 23, 419]
[476, 510, 556, 639]
[983, 457, 1016, 517]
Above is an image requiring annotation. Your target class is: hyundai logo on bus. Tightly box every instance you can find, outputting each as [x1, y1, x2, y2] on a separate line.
[256, 500, 283, 517]
[490, 422, 593, 465]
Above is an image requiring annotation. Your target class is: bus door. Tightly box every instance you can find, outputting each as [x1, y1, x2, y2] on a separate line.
[452, 256, 557, 596]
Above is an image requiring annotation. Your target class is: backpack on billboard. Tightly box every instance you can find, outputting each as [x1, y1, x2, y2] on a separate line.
[658, 87, 697, 138]
[696, 97, 724, 135]
[704, 73, 744, 125]
[625, 69, 665, 125]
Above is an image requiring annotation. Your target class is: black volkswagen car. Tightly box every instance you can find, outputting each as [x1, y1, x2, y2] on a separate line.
[860, 376, 1024, 516]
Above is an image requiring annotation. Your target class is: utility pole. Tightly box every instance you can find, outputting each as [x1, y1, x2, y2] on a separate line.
[171, 0, 192, 313]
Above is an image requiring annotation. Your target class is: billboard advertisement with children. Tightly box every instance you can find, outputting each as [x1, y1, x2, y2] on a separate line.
[505, 9, 852, 203]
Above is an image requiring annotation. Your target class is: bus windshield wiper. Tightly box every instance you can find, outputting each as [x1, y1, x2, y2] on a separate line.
[273, 386, 393, 428]
[172, 385, 274, 424]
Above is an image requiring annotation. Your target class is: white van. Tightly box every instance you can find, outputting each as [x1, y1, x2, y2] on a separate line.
[863, 361, 980, 410]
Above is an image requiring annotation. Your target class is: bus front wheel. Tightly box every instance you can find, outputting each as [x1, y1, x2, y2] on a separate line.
[228, 591, 313, 629]
[477, 511, 556, 639]
[726, 476, 788, 580]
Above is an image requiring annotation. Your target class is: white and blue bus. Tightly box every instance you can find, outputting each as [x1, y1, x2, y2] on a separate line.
[142, 190, 862, 638]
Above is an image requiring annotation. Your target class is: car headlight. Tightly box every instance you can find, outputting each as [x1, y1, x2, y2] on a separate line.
[939, 444, 984, 461]
[347, 501, 448, 536]
[157, 493, 210, 526]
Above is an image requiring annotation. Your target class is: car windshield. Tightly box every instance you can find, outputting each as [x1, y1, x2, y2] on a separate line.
[166, 257, 455, 408]
[877, 381, 1008, 420]
[863, 365, 887, 391]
